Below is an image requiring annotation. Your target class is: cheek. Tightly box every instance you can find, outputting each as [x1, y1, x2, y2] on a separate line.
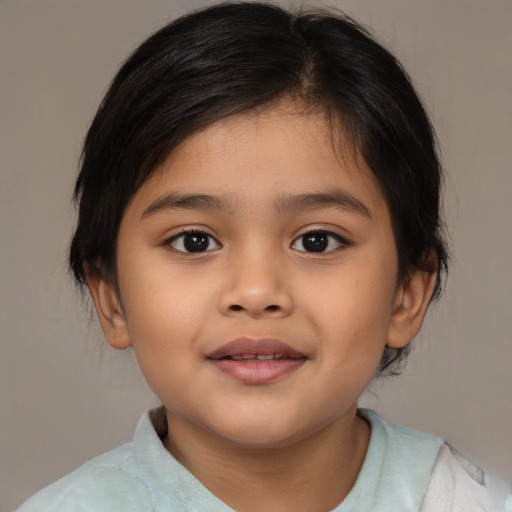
[120, 253, 211, 332]
[309, 258, 397, 358]
[117, 267, 213, 382]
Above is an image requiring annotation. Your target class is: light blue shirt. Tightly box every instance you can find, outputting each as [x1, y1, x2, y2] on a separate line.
[17, 408, 510, 511]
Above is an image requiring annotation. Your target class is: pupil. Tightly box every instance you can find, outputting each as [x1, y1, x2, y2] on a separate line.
[184, 233, 209, 252]
[303, 232, 328, 252]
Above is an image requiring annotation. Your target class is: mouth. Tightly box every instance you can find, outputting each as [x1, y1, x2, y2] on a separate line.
[206, 338, 307, 384]
[222, 353, 303, 361]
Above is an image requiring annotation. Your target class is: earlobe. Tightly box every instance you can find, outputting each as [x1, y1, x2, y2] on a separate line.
[84, 263, 132, 350]
[386, 268, 437, 349]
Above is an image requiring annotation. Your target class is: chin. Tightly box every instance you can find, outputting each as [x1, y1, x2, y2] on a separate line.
[211, 417, 313, 450]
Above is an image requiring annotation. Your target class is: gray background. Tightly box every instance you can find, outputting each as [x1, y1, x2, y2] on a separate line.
[2, 1, 511, 510]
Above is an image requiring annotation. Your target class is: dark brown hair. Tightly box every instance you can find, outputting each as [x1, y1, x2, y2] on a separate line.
[69, 2, 448, 374]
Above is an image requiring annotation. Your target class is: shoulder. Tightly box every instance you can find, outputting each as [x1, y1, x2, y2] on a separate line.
[17, 444, 153, 512]
[361, 408, 445, 471]
[351, 410, 512, 512]
[420, 443, 512, 512]
[339, 410, 444, 511]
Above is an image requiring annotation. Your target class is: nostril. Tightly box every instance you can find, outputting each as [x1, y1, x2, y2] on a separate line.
[227, 304, 281, 313]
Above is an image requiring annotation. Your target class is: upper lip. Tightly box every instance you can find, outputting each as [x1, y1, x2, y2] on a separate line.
[207, 338, 306, 359]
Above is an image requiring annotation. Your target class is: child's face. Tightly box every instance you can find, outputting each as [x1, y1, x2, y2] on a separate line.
[92, 102, 428, 448]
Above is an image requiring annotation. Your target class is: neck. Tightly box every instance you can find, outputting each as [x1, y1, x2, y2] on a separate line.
[163, 409, 370, 512]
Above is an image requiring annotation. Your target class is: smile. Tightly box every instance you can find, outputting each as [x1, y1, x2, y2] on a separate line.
[207, 338, 307, 384]
[227, 353, 302, 361]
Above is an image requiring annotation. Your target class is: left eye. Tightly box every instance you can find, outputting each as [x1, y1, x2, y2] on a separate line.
[166, 230, 221, 253]
[291, 230, 346, 253]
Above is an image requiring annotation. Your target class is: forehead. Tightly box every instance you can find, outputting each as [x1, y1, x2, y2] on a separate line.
[125, 102, 389, 220]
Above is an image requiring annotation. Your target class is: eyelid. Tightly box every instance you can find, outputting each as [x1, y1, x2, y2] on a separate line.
[291, 229, 350, 253]
[165, 228, 221, 253]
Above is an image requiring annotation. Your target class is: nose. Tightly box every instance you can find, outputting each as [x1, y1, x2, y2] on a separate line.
[219, 249, 294, 319]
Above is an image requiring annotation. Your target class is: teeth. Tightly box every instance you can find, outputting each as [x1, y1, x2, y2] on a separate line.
[229, 354, 279, 360]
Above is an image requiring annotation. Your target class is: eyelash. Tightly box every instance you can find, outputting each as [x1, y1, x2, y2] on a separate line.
[291, 230, 349, 254]
[165, 229, 221, 254]
[164, 229, 349, 254]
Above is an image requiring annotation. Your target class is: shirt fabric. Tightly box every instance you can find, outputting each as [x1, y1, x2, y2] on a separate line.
[17, 408, 511, 512]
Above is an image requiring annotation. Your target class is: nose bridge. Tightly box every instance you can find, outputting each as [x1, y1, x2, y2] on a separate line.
[219, 240, 293, 318]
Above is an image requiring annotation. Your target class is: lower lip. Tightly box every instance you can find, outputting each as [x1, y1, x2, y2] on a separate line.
[208, 358, 306, 384]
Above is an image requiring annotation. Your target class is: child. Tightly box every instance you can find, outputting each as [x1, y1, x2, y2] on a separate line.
[18, 2, 511, 511]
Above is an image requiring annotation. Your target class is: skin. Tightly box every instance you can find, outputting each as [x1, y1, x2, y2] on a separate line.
[87, 102, 436, 511]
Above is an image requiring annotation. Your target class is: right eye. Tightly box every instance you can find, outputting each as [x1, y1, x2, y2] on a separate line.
[166, 230, 221, 253]
[291, 230, 348, 253]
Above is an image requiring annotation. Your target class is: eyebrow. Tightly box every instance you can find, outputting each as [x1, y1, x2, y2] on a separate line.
[141, 193, 232, 219]
[141, 189, 371, 219]
[274, 190, 371, 218]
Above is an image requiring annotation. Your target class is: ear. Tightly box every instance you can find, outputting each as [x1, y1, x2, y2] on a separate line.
[84, 263, 132, 350]
[386, 268, 437, 349]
